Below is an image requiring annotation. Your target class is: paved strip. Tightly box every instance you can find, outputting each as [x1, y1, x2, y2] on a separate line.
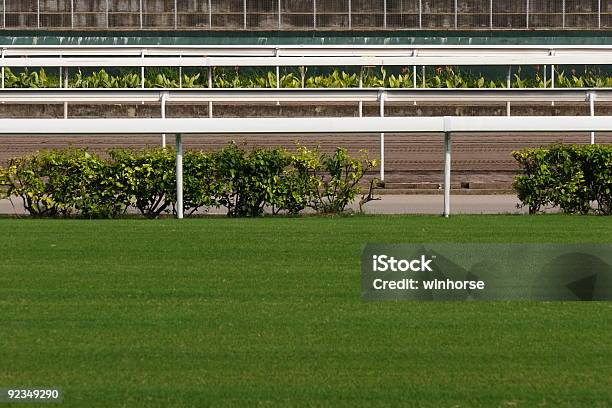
[0, 195, 555, 216]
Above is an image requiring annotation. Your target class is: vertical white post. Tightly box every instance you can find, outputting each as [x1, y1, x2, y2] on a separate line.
[141, 50, 145, 88]
[313, 0, 316, 29]
[70, 0, 74, 28]
[418, 0, 422, 28]
[59, 65, 63, 88]
[526, 0, 529, 28]
[64, 102, 68, 119]
[243, 0, 246, 29]
[489, 0, 493, 28]
[208, 67, 213, 118]
[358, 67, 363, 117]
[598, 0, 601, 28]
[443, 132, 451, 217]
[589, 92, 596, 144]
[348, 0, 351, 29]
[413, 65, 417, 88]
[161, 94, 167, 148]
[106, 0, 109, 28]
[278, 0, 281, 28]
[379, 89, 385, 182]
[562, 0, 565, 28]
[37, 0, 40, 28]
[2, 0, 5, 28]
[454, 0, 457, 28]
[174, 0, 178, 29]
[175, 133, 184, 219]
[383, 0, 387, 28]
[507, 65, 511, 116]
[208, 0, 212, 28]
[179, 55, 182, 88]
[2, 49, 5, 89]
[543, 65, 547, 88]
[139, 0, 143, 28]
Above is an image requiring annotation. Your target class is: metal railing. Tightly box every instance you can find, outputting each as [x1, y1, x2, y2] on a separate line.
[0, 0, 608, 30]
[1, 115, 611, 217]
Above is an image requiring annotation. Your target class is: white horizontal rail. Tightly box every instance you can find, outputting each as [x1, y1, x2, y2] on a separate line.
[2, 45, 611, 57]
[0, 116, 609, 135]
[0, 88, 609, 104]
[1, 54, 611, 68]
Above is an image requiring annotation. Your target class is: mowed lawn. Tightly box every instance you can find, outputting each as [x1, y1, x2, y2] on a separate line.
[0, 216, 611, 408]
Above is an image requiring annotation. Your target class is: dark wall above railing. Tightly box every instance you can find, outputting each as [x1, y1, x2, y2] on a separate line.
[0, 0, 608, 31]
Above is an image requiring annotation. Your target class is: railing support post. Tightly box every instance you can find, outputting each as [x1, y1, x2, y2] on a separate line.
[208, 67, 213, 118]
[358, 67, 363, 117]
[161, 93, 168, 148]
[379, 89, 386, 182]
[589, 92, 596, 144]
[443, 132, 452, 217]
[141, 50, 145, 88]
[175, 133, 184, 219]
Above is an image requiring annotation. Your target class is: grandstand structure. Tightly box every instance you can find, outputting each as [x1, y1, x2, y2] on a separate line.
[0, 1, 610, 215]
[0, 0, 608, 30]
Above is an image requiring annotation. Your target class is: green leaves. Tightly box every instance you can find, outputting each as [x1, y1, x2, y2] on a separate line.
[0, 145, 375, 218]
[2, 66, 610, 89]
[513, 144, 612, 215]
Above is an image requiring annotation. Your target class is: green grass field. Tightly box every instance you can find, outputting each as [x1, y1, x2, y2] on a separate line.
[1, 215, 611, 407]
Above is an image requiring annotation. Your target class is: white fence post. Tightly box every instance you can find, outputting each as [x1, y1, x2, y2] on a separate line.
[383, 0, 387, 29]
[379, 89, 386, 182]
[208, 67, 213, 118]
[70, 0, 74, 28]
[1, 49, 5, 89]
[37, 0, 40, 28]
[443, 132, 452, 217]
[418, 0, 422, 28]
[278, 0, 281, 29]
[348, 0, 351, 29]
[454, 0, 458, 28]
[175, 133, 184, 219]
[208, 0, 212, 28]
[507, 65, 512, 116]
[489, 0, 493, 28]
[161, 93, 167, 148]
[313, 0, 316, 29]
[141, 50, 145, 88]
[526, 0, 529, 28]
[139, 0, 143, 28]
[106, 0, 109, 28]
[589, 92, 596, 144]
[358, 67, 363, 117]
[174, 0, 178, 29]
[243, 0, 247, 29]
[562, 0, 565, 28]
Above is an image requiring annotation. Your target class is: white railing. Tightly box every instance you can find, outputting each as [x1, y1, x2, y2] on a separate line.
[0, 87, 609, 180]
[0, 115, 610, 218]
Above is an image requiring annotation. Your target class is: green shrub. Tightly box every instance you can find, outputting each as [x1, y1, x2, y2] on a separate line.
[183, 150, 222, 216]
[108, 148, 176, 218]
[0, 148, 125, 217]
[513, 144, 612, 215]
[214, 143, 290, 217]
[0, 144, 374, 218]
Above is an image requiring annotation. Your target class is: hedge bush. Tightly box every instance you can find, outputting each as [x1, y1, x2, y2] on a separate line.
[512, 144, 612, 215]
[0, 144, 376, 218]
